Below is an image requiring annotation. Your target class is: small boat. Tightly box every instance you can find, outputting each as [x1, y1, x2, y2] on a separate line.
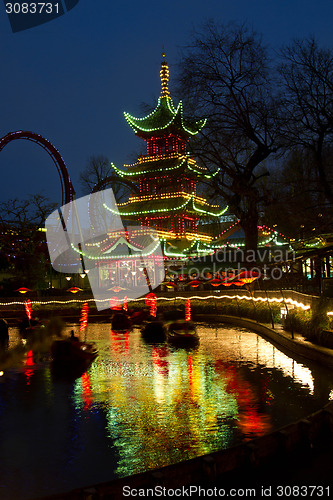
[141, 319, 166, 343]
[19, 318, 40, 338]
[0, 319, 9, 348]
[130, 310, 150, 326]
[111, 312, 132, 332]
[166, 320, 199, 346]
[51, 339, 98, 379]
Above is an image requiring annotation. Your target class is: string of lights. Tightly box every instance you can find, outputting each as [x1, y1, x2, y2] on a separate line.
[0, 294, 313, 312]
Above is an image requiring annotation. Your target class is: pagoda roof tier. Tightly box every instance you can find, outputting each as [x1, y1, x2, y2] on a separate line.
[112, 154, 218, 180]
[162, 239, 215, 258]
[111, 194, 228, 218]
[70, 229, 163, 262]
[124, 97, 206, 139]
[69, 227, 216, 261]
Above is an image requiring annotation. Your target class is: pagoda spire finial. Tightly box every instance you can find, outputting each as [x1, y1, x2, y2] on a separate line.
[160, 47, 170, 98]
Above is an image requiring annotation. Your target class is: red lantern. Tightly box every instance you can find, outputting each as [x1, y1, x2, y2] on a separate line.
[237, 270, 260, 283]
[188, 280, 200, 288]
[67, 287, 82, 294]
[209, 279, 222, 287]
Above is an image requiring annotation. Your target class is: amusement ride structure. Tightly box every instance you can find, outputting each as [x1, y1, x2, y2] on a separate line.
[0, 130, 75, 205]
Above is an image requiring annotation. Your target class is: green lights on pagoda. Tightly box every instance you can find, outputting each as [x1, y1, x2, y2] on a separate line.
[124, 51, 206, 138]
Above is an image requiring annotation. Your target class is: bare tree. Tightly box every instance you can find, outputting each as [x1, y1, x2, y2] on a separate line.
[0, 194, 56, 231]
[80, 155, 113, 194]
[177, 21, 281, 253]
[80, 155, 133, 203]
[279, 37, 333, 205]
[262, 149, 333, 238]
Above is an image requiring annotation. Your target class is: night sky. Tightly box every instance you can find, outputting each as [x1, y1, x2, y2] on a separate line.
[1, 0, 333, 208]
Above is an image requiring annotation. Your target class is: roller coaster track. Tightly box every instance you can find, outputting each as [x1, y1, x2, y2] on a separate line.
[0, 130, 75, 204]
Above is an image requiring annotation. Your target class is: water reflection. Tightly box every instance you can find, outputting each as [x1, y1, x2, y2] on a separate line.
[0, 323, 333, 499]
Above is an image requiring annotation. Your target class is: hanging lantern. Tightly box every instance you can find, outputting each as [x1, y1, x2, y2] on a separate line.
[236, 270, 260, 284]
[232, 281, 245, 287]
[67, 287, 82, 294]
[187, 280, 201, 288]
[208, 279, 222, 287]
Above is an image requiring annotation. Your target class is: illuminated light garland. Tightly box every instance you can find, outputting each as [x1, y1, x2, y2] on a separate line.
[192, 199, 228, 217]
[160, 60, 170, 98]
[112, 156, 215, 179]
[187, 162, 219, 179]
[115, 154, 217, 180]
[162, 240, 214, 258]
[124, 98, 206, 137]
[99, 236, 145, 254]
[112, 158, 186, 177]
[0, 295, 312, 311]
[104, 197, 191, 216]
[124, 151, 181, 167]
[105, 195, 227, 218]
[70, 240, 161, 261]
[121, 191, 218, 207]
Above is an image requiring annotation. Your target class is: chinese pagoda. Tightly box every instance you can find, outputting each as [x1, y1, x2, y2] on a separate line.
[111, 51, 227, 259]
[79, 53, 228, 293]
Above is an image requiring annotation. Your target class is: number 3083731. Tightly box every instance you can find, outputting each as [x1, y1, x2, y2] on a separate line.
[6, 3, 60, 14]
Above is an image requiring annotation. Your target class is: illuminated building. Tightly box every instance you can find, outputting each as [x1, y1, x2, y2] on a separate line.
[109, 50, 227, 260]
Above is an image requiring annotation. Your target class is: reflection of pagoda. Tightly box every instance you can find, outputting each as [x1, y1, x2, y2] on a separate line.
[113, 51, 227, 259]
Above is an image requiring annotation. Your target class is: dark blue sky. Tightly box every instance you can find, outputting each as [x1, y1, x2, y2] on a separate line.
[1, 0, 333, 207]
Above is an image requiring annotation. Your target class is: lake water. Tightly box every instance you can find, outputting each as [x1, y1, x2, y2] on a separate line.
[0, 322, 333, 500]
